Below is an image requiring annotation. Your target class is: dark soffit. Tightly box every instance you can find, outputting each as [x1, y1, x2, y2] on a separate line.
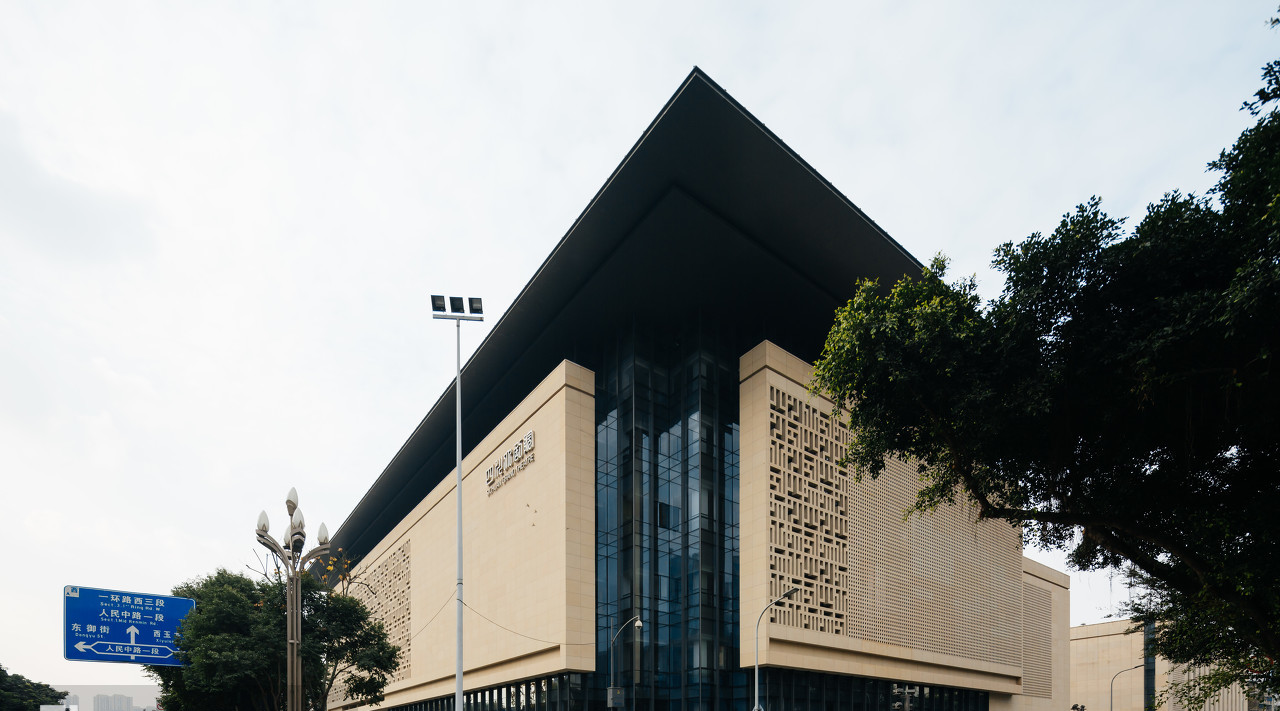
[331, 68, 923, 560]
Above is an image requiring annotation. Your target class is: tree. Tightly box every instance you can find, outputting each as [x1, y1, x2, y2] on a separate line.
[309, 551, 400, 711]
[0, 664, 66, 711]
[810, 34, 1279, 706]
[145, 568, 400, 711]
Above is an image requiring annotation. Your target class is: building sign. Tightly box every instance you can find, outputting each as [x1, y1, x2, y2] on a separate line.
[486, 430, 534, 496]
[64, 585, 195, 666]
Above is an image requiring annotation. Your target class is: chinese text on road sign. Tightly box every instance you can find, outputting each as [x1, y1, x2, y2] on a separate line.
[64, 585, 195, 666]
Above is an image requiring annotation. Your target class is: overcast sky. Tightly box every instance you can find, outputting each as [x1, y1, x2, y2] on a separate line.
[1, 0, 1274, 689]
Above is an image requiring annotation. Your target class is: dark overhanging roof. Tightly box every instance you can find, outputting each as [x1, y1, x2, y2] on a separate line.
[332, 68, 924, 561]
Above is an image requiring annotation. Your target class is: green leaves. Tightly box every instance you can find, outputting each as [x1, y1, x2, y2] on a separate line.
[145, 569, 400, 711]
[0, 664, 66, 711]
[812, 34, 1280, 702]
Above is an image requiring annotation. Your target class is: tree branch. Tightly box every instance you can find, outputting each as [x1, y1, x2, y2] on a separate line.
[950, 455, 1278, 656]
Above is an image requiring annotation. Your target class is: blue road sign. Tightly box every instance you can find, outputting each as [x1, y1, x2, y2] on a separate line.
[64, 585, 195, 666]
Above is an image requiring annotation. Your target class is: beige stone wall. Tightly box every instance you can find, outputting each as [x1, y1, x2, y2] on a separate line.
[1071, 620, 1252, 711]
[1168, 668, 1252, 711]
[740, 340, 1069, 703]
[337, 360, 597, 710]
[1070, 620, 1146, 711]
[991, 559, 1071, 711]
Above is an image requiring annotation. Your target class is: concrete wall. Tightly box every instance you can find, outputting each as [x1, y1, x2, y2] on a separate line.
[991, 559, 1071, 711]
[337, 360, 597, 710]
[1071, 620, 1148, 711]
[1071, 620, 1251, 711]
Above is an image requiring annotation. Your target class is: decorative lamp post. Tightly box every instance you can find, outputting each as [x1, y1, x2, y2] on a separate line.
[431, 294, 484, 711]
[1111, 663, 1143, 711]
[754, 586, 799, 711]
[255, 487, 330, 711]
[608, 614, 642, 708]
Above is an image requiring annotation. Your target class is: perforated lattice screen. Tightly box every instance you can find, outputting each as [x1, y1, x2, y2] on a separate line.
[354, 539, 412, 682]
[1021, 583, 1053, 697]
[766, 381, 1023, 668]
[767, 384, 850, 634]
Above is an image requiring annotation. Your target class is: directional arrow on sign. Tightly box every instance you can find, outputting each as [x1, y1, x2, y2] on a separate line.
[127, 625, 139, 644]
[72, 640, 176, 661]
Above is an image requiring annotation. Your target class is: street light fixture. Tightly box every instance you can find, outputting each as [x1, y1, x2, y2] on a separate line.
[255, 487, 330, 711]
[432, 294, 483, 711]
[608, 614, 643, 708]
[1111, 663, 1143, 711]
[754, 586, 800, 711]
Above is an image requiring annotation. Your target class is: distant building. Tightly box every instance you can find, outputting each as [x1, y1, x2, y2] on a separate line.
[1071, 620, 1252, 711]
[92, 694, 132, 711]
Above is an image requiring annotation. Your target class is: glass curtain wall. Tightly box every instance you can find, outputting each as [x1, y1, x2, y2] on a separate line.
[595, 318, 743, 711]
[757, 670, 988, 711]
[408, 674, 589, 711]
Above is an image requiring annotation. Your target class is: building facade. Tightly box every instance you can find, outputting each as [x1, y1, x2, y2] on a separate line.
[331, 69, 1069, 711]
[1070, 620, 1256, 711]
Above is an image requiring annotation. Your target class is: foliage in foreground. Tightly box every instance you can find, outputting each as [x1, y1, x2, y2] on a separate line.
[0, 664, 66, 711]
[811, 30, 1279, 707]
[145, 568, 399, 711]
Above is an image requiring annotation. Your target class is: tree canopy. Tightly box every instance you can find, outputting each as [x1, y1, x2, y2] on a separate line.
[145, 568, 399, 711]
[811, 32, 1279, 705]
[0, 664, 66, 711]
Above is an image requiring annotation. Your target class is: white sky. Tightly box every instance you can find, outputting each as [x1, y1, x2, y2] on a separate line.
[1, 0, 1274, 689]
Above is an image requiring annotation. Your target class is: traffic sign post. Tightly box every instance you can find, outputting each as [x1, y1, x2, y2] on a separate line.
[63, 585, 195, 666]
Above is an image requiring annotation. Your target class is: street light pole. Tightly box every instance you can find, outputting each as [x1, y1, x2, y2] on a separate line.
[255, 488, 330, 711]
[608, 615, 642, 708]
[432, 295, 484, 711]
[1111, 663, 1143, 711]
[754, 586, 799, 711]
